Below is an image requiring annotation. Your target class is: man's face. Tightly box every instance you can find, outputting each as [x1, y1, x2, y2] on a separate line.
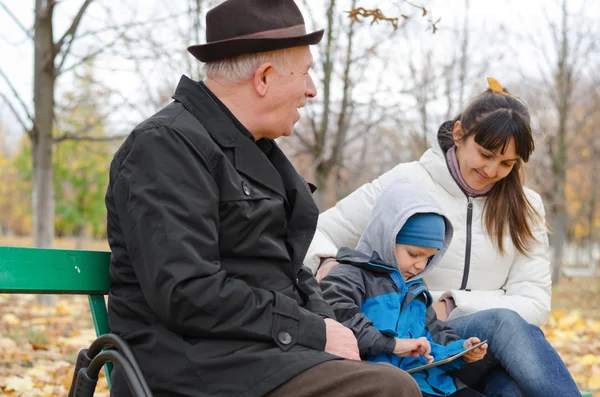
[261, 46, 317, 139]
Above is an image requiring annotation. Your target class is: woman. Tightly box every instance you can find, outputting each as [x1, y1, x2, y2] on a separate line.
[304, 79, 580, 397]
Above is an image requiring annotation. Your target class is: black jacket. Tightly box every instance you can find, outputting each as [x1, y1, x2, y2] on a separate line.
[105, 76, 337, 397]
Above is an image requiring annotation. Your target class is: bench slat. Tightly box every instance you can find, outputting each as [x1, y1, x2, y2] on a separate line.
[0, 246, 110, 294]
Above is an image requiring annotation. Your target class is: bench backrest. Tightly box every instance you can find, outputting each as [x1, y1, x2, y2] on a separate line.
[0, 246, 114, 386]
[0, 246, 110, 294]
[0, 245, 111, 341]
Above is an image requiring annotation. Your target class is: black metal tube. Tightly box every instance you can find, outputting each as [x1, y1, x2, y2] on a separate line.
[68, 349, 92, 397]
[88, 333, 152, 396]
[87, 350, 150, 397]
[73, 367, 98, 397]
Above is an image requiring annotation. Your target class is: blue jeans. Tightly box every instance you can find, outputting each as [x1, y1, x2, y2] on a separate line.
[447, 309, 580, 397]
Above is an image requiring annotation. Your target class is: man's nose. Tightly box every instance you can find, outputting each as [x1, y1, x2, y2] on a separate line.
[305, 74, 317, 98]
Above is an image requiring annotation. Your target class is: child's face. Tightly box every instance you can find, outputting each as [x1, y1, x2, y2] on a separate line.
[395, 244, 438, 280]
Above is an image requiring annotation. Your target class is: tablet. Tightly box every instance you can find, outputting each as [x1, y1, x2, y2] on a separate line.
[405, 340, 488, 374]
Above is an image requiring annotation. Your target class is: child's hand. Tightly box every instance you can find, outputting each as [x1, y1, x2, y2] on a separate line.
[393, 337, 434, 363]
[462, 337, 487, 363]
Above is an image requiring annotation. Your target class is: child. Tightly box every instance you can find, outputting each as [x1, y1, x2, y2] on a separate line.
[320, 179, 488, 397]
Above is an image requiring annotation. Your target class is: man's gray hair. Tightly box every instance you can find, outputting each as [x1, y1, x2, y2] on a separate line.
[203, 48, 291, 83]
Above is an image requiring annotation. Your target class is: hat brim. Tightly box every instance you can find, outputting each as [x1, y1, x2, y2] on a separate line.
[188, 29, 324, 63]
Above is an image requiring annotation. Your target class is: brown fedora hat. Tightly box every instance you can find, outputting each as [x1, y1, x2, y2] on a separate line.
[188, 0, 324, 62]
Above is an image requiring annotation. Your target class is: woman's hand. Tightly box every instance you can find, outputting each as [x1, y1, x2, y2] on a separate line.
[393, 337, 434, 363]
[462, 337, 487, 363]
[432, 301, 448, 321]
[316, 260, 339, 281]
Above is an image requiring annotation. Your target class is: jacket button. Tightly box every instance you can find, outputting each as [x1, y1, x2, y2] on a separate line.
[278, 331, 292, 345]
[242, 182, 250, 196]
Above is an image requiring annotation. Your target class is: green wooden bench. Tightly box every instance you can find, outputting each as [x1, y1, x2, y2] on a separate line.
[0, 246, 151, 396]
[0, 246, 593, 397]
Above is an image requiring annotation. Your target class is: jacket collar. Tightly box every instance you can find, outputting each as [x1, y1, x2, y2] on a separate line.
[171, 75, 288, 200]
[337, 247, 431, 305]
[419, 147, 464, 198]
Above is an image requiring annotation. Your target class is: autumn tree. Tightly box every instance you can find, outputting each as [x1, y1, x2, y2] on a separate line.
[527, 0, 599, 281]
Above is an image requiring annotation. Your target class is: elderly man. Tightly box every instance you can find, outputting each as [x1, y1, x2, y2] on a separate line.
[105, 0, 420, 396]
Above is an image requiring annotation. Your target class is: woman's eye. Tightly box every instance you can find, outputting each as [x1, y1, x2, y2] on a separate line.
[480, 152, 492, 159]
[502, 162, 514, 167]
[408, 252, 418, 258]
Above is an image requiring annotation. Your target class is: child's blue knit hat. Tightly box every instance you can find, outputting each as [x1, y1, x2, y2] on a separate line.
[396, 213, 446, 249]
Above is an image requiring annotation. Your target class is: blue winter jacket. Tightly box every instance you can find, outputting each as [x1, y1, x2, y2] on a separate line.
[320, 180, 468, 396]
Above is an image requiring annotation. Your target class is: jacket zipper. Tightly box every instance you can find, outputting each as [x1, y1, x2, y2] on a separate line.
[460, 197, 473, 290]
[394, 276, 408, 332]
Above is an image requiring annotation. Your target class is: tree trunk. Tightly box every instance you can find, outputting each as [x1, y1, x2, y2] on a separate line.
[34, 0, 57, 305]
[587, 140, 597, 272]
[314, 163, 329, 210]
[550, 0, 572, 284]
[458, 0, 470, 107]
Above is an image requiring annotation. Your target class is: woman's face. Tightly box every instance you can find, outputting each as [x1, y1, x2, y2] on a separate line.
[453, 121, 519, 190]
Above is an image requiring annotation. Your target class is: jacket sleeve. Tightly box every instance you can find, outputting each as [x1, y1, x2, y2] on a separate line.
[303, 164, 415, 272]
[111, 126, 326, 351]
[319, 265, 396, 357]
[442, 191, 552, 326]
[425, 306, 462, 346]
[296, 266, 335, 319]
[430, 340, 467, 371]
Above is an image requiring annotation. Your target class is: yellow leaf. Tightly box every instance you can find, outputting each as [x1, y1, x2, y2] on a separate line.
[487, 77, 504, 94]
[4, 376, 34, 392]
[588, 374, 600, 389]
[557, 310, 583, 329]
[2, 313, 21, 325]
[26, 365, 49, 378]
[56, 300, 72, 314]
[577, 354, 598, 366]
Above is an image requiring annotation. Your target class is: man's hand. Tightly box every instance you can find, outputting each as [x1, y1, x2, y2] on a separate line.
[324, 318, 360, 360]
[462, 337, 487, 363]
[316, 260, 339, 281]
[393, 337, 433, 363]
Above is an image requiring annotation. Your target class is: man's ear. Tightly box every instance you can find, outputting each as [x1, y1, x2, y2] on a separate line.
[453, 121, 464, 146]
[253, 62, 274, 97]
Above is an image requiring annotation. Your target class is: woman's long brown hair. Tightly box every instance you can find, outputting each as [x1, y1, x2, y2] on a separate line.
[449, 88, 542, 255]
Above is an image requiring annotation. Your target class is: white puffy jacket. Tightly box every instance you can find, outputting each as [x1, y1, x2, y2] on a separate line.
[305, 144, 552, 326]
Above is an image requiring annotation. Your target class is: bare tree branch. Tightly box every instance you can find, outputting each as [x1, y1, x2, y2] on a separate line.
[54, 133, 128, 143]
[73, 9, 198, 41]
[0, 67, 35, 130]
[55, 0, 94, 66]
[0, 1, 33, 39]
[0, 92, 32, 139]
[57, 32, 125, 74]
[291, 126, 313, 150]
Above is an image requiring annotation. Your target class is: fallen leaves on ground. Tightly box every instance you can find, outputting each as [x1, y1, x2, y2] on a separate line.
[0, 294, 108, 397]
[541, 276, 600, 396]
[0, 277, 599, 396]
